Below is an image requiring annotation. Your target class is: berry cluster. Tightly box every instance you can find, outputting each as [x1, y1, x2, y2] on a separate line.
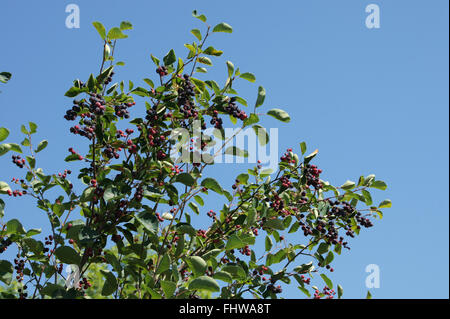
[147, 126, 166, 148]
[177, 75, 198, 120]
[210, 110, 223, 129]
[79, 277, 92, 290]
[88, 93, 107, 116]
[280, 175, 293, 188]
[280, 148, 295, 164]
[239, 245, 251, 256]
[206, 209, 216, 220]
[114, 101, 134, 118]
[104, 145, 120, 159]
[304, 164, 323, 189]
[224, 97, 247, 121]
[11, 155, 25, 168]
[197, 229, 207, 238]
[270, 194, 285, 212]
[5, 189, 25, 197]
[300, 275, 311, 285]
[155, 212, 165, 222]
[68, 147, 84, 160]
[267, 283, 283, 294]
[18, 287, 28, 299]
[103, 71, 115, 85]
[57, 169, 72, 179]
[314, 286, 336, 299]
[133, 187, 144, 202]
[0, 237, 12, 253]
[13, 256, 25, 283]
[156, 66, 168, 76]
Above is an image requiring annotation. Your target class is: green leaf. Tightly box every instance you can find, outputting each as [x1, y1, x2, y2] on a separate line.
[304, 149, 318, 163]
[0, 181, 11, 194]
[189, 276, 220, 292]
[156, 254, 171, 274]
[213, 22, 233, 33]
[300, 142, 307, 155]
[213, 271, 233, 283]
[378, 199, 392, 208]
[54, 246, 81, 264]
[298, 286, 311, 297]
[191, 29, 202, 41]
[174, 223, 196, 237]
[100, 270, 118, 296]
[236, 173, 249, 184]
[64, 86, 82, 97]
[107, 27, 128, 39]
[267, 108, 290, 122]
[92, 22, 106, 39]
[6, 143, 22, 154]
[338, 284, 343, 299]
[265, 218, 285, 230]
[26, 156, 35, 169]
[136, 210, 159, 233]
[255, 86, 266, 108]
[120, 21, 133, 30]
[161, 280, 176, 298]
[239, 72, 256, 82]
[0, 260, 13, 285]
[243, 113, 259, 127]
[320, 273, 333, 289]
[0, 144, 10, 156]
[29, 122, 37, 134]
[0, 128, 10, 142]
[6, 219, 25, 235]
[371, 180, 387, 190]
[226, 61, 234, 78]
[293, 262, 314, 274]
[221, 264, 246, 279]
[366, 290, 372, 299]
[341, 180, 356, 190]
[224, 146, 248, 157]
[201, 178, 223, 194]
[185, 256, 207, 277]
[203, 46, 223, 56]
[226, 234, 245, 250]
[163, 49, 176, 66]
[197, 56, 212, 66]
[317, 243, 330, 254]
[265, 236, 273, 251]
[150, 54, 160, 66]
[175, 173, 195, 187]
[362, 190, 373, 206]
[192, 10, 207, 23]
[0, 72, 12, 84]
[0, 198, 4, 218]
[252, 125, 269, 146]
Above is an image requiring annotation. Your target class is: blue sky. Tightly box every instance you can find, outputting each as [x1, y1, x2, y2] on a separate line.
[0, 0, 448, 298]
